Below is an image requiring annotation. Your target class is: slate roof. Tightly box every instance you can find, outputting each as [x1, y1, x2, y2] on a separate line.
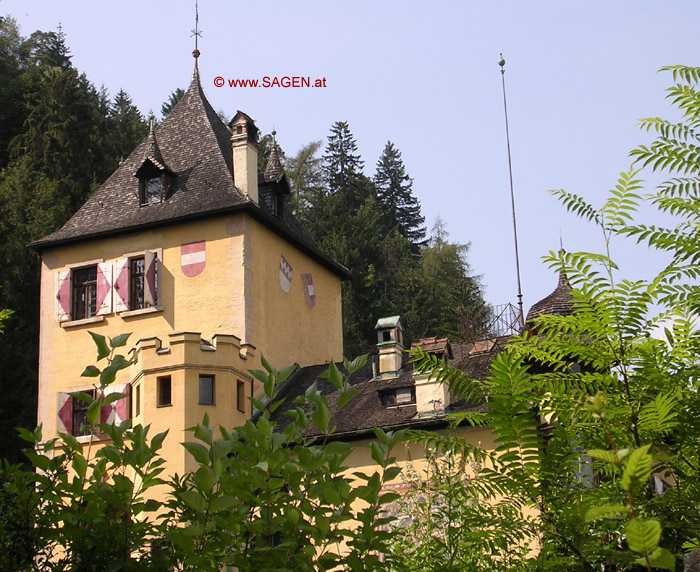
[263, 142, 284, 183]
[269, 336, 510, 439]
[526, 272, 574, 322]
[30, 65, 348, 278]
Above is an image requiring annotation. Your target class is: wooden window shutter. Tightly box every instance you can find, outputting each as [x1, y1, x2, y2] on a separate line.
[55, 270, 72, 322]
[56, 392, 73, 434]
[143, 250, 158, 308]
[113, 258, 129, 312]
[96, 262, 113, 316]
[100, 384, 131, 425]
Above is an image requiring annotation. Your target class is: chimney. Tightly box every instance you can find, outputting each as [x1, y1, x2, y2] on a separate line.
[374, 316, 404, 375]
[410, 337, 453, 413]
[229, 111, 259, 204]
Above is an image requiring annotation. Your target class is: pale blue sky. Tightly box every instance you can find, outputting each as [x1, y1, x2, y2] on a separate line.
[3, 1, 699, 317]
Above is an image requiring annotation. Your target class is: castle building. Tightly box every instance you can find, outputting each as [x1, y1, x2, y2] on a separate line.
[30, 49, 576, 514]
[30, 59, 347, 476]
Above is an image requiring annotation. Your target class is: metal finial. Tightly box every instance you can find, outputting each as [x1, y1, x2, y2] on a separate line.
[498, 53, 506, 68]
[271, 128, 277, 143]
[191, 0, 202, 59]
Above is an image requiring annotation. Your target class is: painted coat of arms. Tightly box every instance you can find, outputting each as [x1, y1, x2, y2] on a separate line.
[181, 241, 206, 277]
[279, 255, 292, 293]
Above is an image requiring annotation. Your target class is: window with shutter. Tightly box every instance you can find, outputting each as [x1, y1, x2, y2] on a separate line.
[114, 250, 160, 314]
[72, 266, 98, 320]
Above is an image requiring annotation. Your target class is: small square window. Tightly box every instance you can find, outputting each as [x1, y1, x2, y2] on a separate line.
[157, 376, 171, 407]
[199, 375, 214, 405]
[237, 380, 246, 412]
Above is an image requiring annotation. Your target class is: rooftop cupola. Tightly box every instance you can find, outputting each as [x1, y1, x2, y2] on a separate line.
[375, 315, 404, 375]
[229, 110, 259, 204]
[411, 336, 453, 413]
[133, 122, 174, 205]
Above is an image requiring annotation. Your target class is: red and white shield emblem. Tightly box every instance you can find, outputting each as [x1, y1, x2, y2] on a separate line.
[302, 274, 315, 308]
[279, 255, 292, 293]
[181, 241, 206, 277]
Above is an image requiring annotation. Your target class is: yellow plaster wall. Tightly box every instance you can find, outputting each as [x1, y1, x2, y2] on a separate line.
[247, 218, 343, 370]
[36, 211, 343, 477]
[37, 215, 248, 440]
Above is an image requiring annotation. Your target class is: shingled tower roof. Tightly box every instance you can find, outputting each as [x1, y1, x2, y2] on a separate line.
[526, 271, 574, 322]
[30, 64, 348, 277]
[264, 132, 284, 182]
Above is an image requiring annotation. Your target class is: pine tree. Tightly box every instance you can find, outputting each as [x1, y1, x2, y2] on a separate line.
[109, 89, 147, 166]
[160, 87, 185, 119]
[322, 121, 365, 196]
[284, 140, 324, 223]
[374, 141, 426, 245]
[26, 25, 72, 70]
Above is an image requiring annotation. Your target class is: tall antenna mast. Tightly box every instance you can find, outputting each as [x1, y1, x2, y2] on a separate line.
[498, 54, 525, 331]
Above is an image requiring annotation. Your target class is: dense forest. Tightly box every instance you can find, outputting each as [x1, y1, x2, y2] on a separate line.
[0, 17, 490, 462]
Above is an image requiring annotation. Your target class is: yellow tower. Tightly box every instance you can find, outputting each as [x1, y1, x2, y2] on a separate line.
[31, 63, 347, 478]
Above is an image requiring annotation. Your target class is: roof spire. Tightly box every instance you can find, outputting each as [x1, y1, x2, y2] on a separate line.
[264, 130, 284, 182]
[191, 0, 202, 62]
[134, 122, 172, 177]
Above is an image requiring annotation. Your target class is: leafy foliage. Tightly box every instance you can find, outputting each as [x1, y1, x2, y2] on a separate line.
[402, 66, 700, 571]
[1, 333, 405, 571]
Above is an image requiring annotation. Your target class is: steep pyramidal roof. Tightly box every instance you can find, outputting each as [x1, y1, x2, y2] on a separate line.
[526, 271, 574, 322]
[30, 66, 347, 277]
[33, 67, 243, 248]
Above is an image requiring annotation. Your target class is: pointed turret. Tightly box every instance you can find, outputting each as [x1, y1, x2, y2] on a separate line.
[264, 131, 284, 182]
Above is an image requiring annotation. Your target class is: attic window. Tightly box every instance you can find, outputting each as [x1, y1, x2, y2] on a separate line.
[380, 387, 415, 407]
[143, 177, 162, 204]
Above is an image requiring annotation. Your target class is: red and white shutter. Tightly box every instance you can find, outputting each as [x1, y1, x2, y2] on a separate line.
[96, 262, 113, 315]
[55, 270, 72, 322]
[100, 384, 131, 425]
[113, 258, 129, 312]
[56, 392, 72, 434]
[144, 250, 158, 308]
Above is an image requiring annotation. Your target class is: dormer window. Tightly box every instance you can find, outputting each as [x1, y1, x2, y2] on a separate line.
[134, 124, 173, 206]
[380, 387, 415, 407]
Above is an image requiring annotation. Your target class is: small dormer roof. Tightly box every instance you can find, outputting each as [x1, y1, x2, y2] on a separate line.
[375, 315, 402, 330]
[410, 336, 453, 359]
[133, 124, 174, 178]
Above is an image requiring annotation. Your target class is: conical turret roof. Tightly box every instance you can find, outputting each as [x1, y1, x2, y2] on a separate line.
[526, 271, 574, 322]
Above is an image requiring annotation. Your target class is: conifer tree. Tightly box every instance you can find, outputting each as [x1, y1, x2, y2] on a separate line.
[109, 89, 148, 167]
[374, 141, 426, 245]
[160, 87, 185, 119]
[284, 140, 324, 223]
[323, 121, 365, 196]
